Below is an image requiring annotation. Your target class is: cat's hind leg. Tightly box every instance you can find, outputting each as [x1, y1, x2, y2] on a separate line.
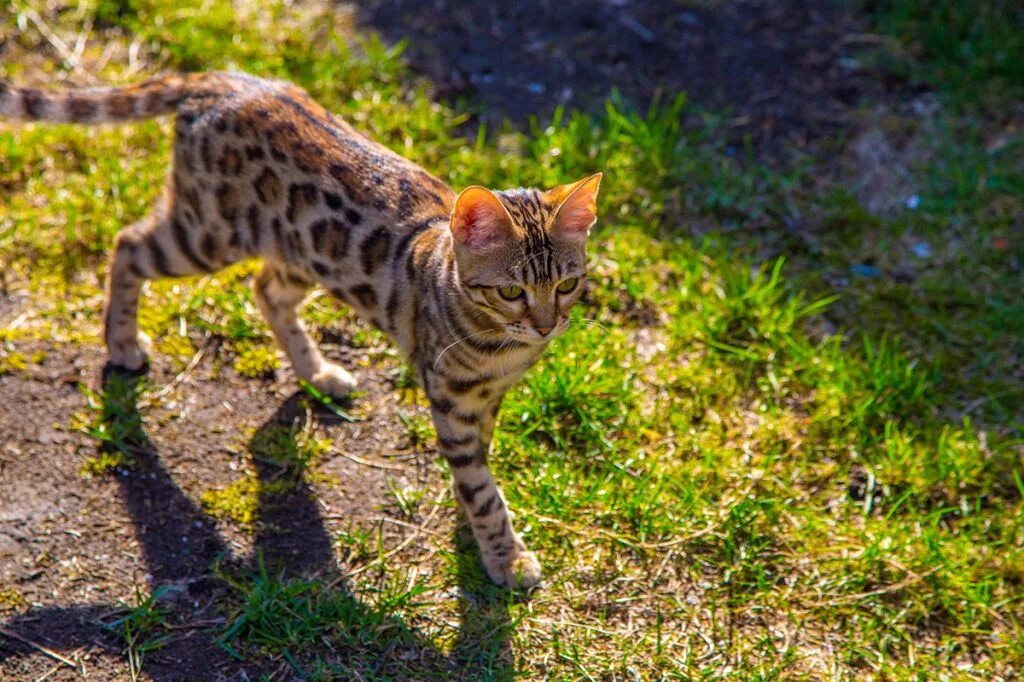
[105, 197, 236, 370]
[104, 223, 151, 371]
[105, 214, 195, 369]
[253, 262, 357, 398]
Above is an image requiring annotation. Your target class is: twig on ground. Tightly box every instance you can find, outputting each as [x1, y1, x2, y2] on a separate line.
[144, 332, 213, 405]
[16, 5, 96, 82]
[329, 487, 447, 584]
[336, 449, 407, 471]
[0, 626, 79, 670]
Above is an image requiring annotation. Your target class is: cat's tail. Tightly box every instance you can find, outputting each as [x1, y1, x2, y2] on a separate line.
[0, 73, 198, 124]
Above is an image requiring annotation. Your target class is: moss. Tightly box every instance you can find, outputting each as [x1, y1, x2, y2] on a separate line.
[155, 333, 196, 363]
[233, 343, 280, 379]
[200, 475, 299, 526]
[202, 423, 332, 525]
[80, 450, 133, 476]
[0, 587, 28, 613]
[0, 351, 28, 375]
[201, 477, 261, 526]
[248, 424, 330, 476]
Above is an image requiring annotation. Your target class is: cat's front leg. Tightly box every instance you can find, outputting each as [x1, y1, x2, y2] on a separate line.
[428, 391, 542, 589]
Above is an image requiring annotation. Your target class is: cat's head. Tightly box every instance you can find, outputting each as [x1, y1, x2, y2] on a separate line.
[449, 173, 602, 344]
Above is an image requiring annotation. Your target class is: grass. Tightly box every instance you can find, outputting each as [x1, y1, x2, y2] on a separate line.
[103, 584, 172, 682]
[203, 411, 332, 525]
[216, 558, 438, 678]
[74, 373, 150, 474]
[1, 0, 1023, 678]
[867, 0, 1024, 105]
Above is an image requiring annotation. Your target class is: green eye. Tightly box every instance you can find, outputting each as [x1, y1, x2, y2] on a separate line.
[556, 277, 579, 294]
[497, 284, 525, 301]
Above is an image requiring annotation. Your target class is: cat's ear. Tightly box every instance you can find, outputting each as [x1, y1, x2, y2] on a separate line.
[450, 186, 517, 250]
[550, 172, 602, 241]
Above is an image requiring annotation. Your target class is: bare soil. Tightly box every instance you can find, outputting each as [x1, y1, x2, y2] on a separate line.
[0, 333, 471, 679]
[357, 0, 895, 154]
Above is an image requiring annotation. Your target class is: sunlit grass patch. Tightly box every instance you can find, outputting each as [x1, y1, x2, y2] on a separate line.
[216, 559, 436, 677]
[202, 421, 331, 526]
[1, 0, 1023, 677]
[232, 342, 280, 379]
[74, 373, 149, 474]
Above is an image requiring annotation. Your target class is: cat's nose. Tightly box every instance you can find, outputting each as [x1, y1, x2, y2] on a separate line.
[535, 325, 553, 337]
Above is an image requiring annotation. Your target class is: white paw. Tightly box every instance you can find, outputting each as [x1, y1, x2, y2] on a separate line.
[486, 550, 543, 589]
[310, 363, 358, 399]
[107, 333, 151, 371]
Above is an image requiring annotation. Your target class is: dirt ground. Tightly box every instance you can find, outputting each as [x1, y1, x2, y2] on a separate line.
[1, 0, 916, 678]
[0, 333, 470, 679]
[357, 0, 892, 153]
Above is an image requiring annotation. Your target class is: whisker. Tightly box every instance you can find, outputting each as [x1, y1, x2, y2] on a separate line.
[433, 327, 502, 369]
[570, 317, 608, 331]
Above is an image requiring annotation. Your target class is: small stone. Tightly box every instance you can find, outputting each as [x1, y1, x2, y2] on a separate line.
[910, 242, 932, 259]
[850, 264, 881, 278]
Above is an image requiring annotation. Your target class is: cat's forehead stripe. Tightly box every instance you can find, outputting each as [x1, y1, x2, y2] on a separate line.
[491, 188, 563, 284]
[498, 189, 550, 227]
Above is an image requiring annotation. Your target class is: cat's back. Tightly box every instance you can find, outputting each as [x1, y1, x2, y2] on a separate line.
[177, 71, 455, 229]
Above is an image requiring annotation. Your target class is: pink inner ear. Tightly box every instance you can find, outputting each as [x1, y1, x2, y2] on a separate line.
[557, 201, 596, 233]
[555, 186, 598, 234]
[460, 202, 503, 247]
[452, 189, 510, 249]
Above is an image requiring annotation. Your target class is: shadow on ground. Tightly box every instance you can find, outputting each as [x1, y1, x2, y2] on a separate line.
[0, 365, 516, 679]
[356, 0, 888, 151]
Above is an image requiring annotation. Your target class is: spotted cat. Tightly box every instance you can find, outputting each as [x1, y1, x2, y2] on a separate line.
[0, 72, 602, 588]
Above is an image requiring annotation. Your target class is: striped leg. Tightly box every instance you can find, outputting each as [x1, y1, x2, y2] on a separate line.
[105, 210, 218, 370]
[104, 201, 236, 370]
[104, 223, 152, 370]
[253, 263, 357, 398]
[430, 392, 542, 589]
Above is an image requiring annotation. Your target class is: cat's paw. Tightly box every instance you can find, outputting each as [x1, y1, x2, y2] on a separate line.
[107, 333, 151, 372]
[486, 550, 543, 590]
[310, 363, 358, 399]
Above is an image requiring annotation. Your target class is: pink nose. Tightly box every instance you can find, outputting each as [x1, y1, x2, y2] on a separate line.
[535, 325, 553, 337]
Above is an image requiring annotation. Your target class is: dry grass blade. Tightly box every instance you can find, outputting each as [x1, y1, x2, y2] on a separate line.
[0, 626, 79, 670]
[14, 4, 96, 82]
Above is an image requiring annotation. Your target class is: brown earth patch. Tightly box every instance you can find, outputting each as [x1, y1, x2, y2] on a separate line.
[356, 0, 899, 154]
[0, 326, 476, 679]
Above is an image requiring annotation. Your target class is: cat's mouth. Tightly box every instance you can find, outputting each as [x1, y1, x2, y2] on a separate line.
[504, 322, 566, 344]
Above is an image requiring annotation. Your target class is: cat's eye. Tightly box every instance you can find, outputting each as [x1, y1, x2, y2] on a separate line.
[556, 277, 579, 294]
[497, 284, 525, 301]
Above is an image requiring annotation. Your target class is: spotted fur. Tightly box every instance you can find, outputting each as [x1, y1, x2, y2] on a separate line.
[2, 71, 603, 589]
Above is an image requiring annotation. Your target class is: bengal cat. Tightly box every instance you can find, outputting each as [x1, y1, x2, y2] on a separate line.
[0, 72, 601, 588]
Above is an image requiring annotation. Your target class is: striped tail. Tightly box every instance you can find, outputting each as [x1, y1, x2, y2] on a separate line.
[0, 73, 194, 124]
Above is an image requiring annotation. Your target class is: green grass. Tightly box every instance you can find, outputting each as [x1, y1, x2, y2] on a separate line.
[75, 373, 150, 474]
[103, 584, 173, 681]
[1, 0, 1023, 678]
[216, 558, 440, 678]
[868, 0, 1024, 104]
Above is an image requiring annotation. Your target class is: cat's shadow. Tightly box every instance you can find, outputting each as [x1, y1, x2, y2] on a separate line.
[0, 363, 517, 679]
